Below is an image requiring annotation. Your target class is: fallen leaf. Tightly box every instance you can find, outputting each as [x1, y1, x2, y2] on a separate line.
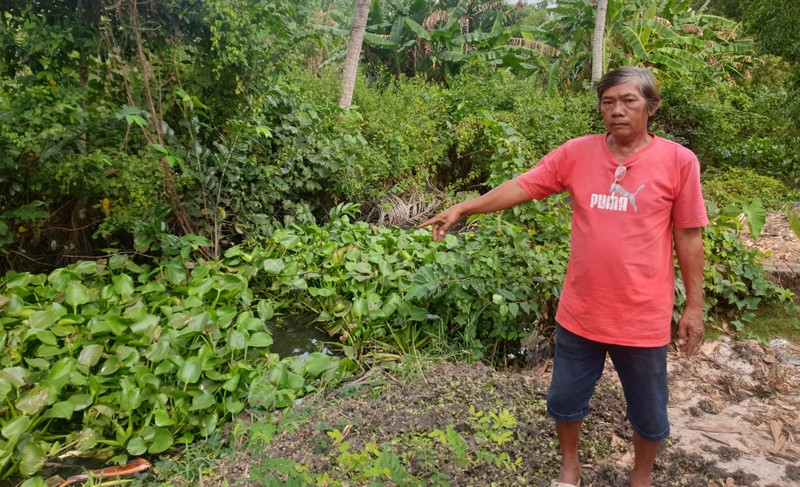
[770, 420, 783, 445]
[688, 425, 744, 434]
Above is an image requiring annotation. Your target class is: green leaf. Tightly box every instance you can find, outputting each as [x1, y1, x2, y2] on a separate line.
[78, 344, 104, 367]
[5, 272, 33, 289]
[48, 360, 75, 386]
[229, 330, 246, 350]
[787, 211, 800, 240]
[26, 357, 50, 369]
[15, 387, 49, 415]
[71, 261, 98, 274]
[20, 477, 46, 487]
[98, 357, 121, 376]
[2, 415, 31, 442]
[19, 442, 45, 476]
[154, 409, 175, 426]
[275, 232, 301, 249]
[249, 332, 273, 348]
[65, 282, 90, 308]
[741, 198, 767, 239]
[364, 32, 399, 47]
[29, 310, 57, 329]
[119, 379, 142, 412]
[198, 412, 218, 437]
[257, 300, 275, 321]
[618, 26, 647, 58]
[2, 367, 28, 387]
[44, 401, 74, 420]
[403, 18, 430, 41]
[352, 298, 368, 317]
[303, 353, 331, 378]
[148, 428, 174, 454]
[127, 437, 147, 456]
[190, 392, 216, 411]
[0, 379, 11, 402]
[35, 330, 57, 346]
[131, 314, 159, 336]
[222, 375, 240, 392]
[68, 394, 93, 411]
[262, 259, 286, 275]
[113, 274, 135, 296]
[178, 358, 203, 384]
[164, 263, 186, 285]
[145, 340, 171, 363]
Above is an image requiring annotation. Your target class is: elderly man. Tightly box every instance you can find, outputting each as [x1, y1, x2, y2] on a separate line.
[420, 66, 707, 487]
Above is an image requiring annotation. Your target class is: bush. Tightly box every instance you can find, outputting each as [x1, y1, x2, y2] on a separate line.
[657, 80, 800, 186]
[695, 204, 797, 330]
[703, 167, 800, 210]
[445, 66, 602, 191]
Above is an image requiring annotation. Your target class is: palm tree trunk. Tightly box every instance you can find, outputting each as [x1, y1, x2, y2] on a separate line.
[338, 0, 371, 107]
[591, 0, 609, 87]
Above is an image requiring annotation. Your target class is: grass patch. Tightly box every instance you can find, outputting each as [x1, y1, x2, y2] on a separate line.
[742, 301, 800, 345]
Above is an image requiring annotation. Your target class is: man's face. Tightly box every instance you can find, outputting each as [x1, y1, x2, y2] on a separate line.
[599, 80, 655, 140]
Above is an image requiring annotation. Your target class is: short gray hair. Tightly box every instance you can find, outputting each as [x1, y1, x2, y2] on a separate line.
[596, 67, 663, 119]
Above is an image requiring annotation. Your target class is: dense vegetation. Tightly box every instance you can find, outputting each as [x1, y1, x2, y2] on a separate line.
[1, 0, 799, 483]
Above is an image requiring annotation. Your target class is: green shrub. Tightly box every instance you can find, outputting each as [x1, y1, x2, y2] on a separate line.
[694, 204, 797, 330]
[446, 66, 601, 191]
[703, 167, 800, 210]
[657, 80, 800, 186]
[707, 138, 799, 186]
[285, 70, 452, 202]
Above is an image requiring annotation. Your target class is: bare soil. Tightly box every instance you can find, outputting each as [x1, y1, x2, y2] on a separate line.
[740, 213, 800, 264]
[194, 337, 800, 487]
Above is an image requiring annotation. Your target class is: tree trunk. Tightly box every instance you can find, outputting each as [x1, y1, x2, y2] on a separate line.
[338, 0, 371, 107]
[591, 0, 609, 87]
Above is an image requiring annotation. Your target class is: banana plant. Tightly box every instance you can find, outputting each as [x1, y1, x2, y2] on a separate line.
[318, 0, 559, 82]
[541, 0, 755, 87]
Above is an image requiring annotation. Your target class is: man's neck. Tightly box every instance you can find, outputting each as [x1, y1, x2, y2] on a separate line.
[606, 133, 653, 163]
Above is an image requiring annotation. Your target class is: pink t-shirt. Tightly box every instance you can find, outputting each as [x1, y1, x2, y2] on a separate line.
[516, 134, 708, 347]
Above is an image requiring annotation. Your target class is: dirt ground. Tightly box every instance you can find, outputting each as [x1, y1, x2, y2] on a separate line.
[195, 336, 800, 487]
[740, 213, 800, 264]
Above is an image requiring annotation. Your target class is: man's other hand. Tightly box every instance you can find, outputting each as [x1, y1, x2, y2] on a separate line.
[676, 308, 704, 356]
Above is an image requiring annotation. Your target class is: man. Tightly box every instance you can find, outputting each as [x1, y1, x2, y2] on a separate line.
[419, 67, 707, 487]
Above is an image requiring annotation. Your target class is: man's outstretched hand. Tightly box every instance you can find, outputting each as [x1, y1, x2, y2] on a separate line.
[676, 307, 704, 356]
[418, 204, 463, 242]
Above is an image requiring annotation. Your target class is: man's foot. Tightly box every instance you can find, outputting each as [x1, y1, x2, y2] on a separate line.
[629, 470, 652, 487]
[551, 481, 580, 487]
[554, 457, 581, 486]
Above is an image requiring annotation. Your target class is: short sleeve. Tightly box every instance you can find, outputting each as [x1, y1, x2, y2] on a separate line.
[516, 143, 569, 200]
[672, 154, 709, 228]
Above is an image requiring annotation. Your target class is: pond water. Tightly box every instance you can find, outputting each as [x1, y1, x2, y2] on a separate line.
[267, 312, 335, 358]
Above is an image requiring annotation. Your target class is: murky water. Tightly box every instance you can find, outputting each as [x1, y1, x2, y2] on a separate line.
[267, 312, 334, 358]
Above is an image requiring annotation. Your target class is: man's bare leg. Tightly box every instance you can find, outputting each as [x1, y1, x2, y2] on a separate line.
[630, 432, 660, 487]
[554, 420, 582, 485]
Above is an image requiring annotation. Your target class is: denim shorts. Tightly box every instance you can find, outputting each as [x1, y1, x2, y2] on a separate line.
[546, 324, 670, 442]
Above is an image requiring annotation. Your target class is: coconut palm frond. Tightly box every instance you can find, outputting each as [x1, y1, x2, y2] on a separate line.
[360, 188, 447, 228]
